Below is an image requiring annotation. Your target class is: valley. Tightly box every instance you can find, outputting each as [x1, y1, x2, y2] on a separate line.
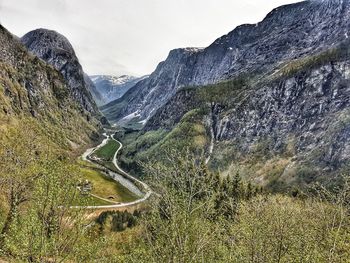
[1, 0, 350, 262]
[77, 130, 151, 209]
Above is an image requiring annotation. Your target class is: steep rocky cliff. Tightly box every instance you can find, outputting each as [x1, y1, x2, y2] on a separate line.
[115, 0, 350, 189]
[84, 73, 104, 106]
[21, 29, 100, 115]
[0, 24, 100, 149]
[103, 0, 350, 124]
[137, 43, 350, 189]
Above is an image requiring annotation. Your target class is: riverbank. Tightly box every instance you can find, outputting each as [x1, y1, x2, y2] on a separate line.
[74, 132, 152, 209]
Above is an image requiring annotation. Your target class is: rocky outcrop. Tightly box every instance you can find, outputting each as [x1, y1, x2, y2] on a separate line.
[101, 48, 203, 122]
[21, 29, 100, 115]
[215, 59, 350, 169]
[103, 0, 350, 124]
[91, 75, 147, 106]
[0, 24, 100, 143]
[0, 25, 65, 117]
[144, 88, 201, 131]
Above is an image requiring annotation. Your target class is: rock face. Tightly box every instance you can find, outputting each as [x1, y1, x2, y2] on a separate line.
[144, 88, 201, 131]
[90, 75, 146, 106]
[21, 29, 100, 115]
[216, 60, 350, 166]
[0, 25, 100, 143]
[139, 44, 350, 187]
[84, 73, 104, 106]
[115, 0, 350, 187]
[103, 0, 350, 123]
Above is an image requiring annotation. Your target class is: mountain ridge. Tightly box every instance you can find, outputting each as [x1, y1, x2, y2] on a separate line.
[110, 0, 350, 189]
[102, 0, 350, 124]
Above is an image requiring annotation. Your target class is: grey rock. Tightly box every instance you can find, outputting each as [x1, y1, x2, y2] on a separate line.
[103, 0, 350, 124]
[217, 61, 350, 167]
[21, 28, 100, 115]
[84, 73, 104, 106]
[0, 25, 100, 137]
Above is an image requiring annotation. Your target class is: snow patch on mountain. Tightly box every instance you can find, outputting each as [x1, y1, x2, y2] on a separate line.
[91, 75, 148, 106]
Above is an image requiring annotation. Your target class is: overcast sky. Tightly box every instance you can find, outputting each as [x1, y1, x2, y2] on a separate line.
[0, 0, 300, 76]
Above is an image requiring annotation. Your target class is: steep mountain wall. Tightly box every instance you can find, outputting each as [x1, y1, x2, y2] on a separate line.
[103, 0, 350, 124]
[0, 25, 100, 149]
[21, 29, 100, 115]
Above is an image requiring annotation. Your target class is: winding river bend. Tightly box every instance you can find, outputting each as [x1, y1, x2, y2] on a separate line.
[76, 133, 152, 209]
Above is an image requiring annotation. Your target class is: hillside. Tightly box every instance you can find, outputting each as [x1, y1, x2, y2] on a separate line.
[117, 33, 350, 190]
[2, 1, 350, 262]
[0, 24, 101, 152]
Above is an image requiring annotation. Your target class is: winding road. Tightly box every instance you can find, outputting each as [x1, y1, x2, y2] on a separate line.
[74, 133, 152, 209]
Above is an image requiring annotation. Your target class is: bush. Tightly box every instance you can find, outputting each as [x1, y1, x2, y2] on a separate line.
[96, 210, 140, 232]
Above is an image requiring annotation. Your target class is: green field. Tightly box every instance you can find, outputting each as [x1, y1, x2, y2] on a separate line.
[80, 166, 138, 203]
[93, 139, 120, 162]
[77, 138, 139, 206]
[72, 194, 114, 206]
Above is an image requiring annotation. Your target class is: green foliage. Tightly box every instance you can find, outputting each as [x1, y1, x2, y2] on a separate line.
[93, 139, 120, 162]
[133, 153, 226, 262]
[278, 40, 350, 79]
[231, 193, 350, 262]
[97, 210, 139, 233]
[213, 172, 261, 220]
[0, 117, 105, 261]
[1, 136, 349, 262]
[118, 109, 209, 176]
[125, 152, 258, 262]
[153, 109, 208, 153]
[118, 152, 350, 263]
[198, 75, 248, 106]
[0, 158, 105, 262]
[295, 165, 319, 184]
[51, 77, 70, 101]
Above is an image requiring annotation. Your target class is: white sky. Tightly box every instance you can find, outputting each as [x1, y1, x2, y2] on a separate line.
[0, 0, 300, 76]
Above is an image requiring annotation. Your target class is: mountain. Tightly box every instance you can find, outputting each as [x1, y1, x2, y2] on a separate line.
[102, 0, 350, 124]
[90, 75, 147, 106]
[114, 0, 350, 189]
[0, 24, 101, 149]
[84, 73, 104, 106]
[21, 28, 101, 115]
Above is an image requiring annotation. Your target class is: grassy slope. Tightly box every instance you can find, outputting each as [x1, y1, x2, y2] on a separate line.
[79, 164, 138, 203]
[83, 138, 140, 202]
[0, 28, 101, 154]
[116, 109, 210, 176]
[72, 195, 113, 206]
[0, 26, 104, 213]
[93, 139, 120, 161]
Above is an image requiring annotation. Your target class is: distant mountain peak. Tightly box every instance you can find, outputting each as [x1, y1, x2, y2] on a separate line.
[90, 75, 148, 106]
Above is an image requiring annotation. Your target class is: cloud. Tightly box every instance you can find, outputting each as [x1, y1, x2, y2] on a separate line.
[0, 0, 300, 76]
[35, 0, 67, 14]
